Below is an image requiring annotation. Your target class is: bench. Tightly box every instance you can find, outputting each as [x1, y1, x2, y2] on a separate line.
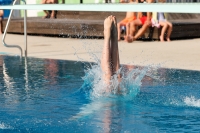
[2, 11, 200, 40]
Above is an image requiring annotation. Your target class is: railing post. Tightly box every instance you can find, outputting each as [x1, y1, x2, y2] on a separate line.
[21, 0, 27, 57]
[2, 0, 23, 57]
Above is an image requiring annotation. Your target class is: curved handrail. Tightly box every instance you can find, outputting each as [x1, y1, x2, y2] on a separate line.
[2, 0, 23, 57]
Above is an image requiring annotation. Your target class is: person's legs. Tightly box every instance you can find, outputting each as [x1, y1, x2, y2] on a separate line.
[125, 19, 142, 42]
[41, 0, 50, 18]
[117, 22, 124, 41]
[133, 19, 151, 40]
[117, 18, 128, 41]
[125, 22, 130, 38]
[125, 17, 136, 39]
[111, 16, 120, 76]
[0, 17, 2, 34]
[130, 19, 142, 36]
[50, 0, 58, 18]
[0, 10, 3, 34]
[101, 16, 113, 85]
[159, 21, 168, 42]
[101, 15, 120, 87]
[166, 21, 173, 41]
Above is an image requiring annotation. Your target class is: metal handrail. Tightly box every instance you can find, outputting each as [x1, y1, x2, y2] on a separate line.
[2, 0, 27, 57]
[22, 0, 27, 57]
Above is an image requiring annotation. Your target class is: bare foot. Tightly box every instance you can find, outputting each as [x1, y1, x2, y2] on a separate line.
[126, 35, 135, 43]
[166, 37, 171, 42]
[159, 36, 164, 42]
[104, 16, 113, 40]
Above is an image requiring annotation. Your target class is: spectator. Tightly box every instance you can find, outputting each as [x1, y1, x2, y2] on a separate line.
[0, 9, 3, 34]
[41, 0, 58, 19]
[125, 0, 155, 42]
[117, 0, 138, 41]
[152, 0, 173, 41]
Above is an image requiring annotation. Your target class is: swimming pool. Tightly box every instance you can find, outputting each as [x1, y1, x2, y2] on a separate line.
[0, 55, 200, 133]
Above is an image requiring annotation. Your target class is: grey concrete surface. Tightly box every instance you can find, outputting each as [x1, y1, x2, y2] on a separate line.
[0, 34, 200, 71]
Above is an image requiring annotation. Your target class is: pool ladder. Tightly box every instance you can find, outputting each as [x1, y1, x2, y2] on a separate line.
[2, 0, 27, 57]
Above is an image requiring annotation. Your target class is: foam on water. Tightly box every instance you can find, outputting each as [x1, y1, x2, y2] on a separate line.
[184, 96, 200, 107]
[0, 122, 13, 129]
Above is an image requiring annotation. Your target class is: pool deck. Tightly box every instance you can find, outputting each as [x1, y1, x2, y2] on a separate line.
[0, 34, 200, 71]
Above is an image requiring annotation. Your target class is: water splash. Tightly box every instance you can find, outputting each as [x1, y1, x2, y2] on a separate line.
[184, 96, 200, 107]
[71, 59, 151, 120]
[0, 122, 13, 129]
[81, 61, 149, 100]
[70, 39, 160, 120]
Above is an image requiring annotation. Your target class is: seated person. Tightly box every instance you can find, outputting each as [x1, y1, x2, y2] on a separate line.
[152, 12, 172, 42]
[125, 0, 155, 42]
[41, 0, 58, 19]
[101, 15, 121, 90]
[117, 0, 137, 41]
[151, 0, 172, 41]
[158, 12, 172, 41]
[0, 9, 3, 34]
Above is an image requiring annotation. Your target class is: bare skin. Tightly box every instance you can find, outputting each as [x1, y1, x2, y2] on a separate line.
[159, 21, 173, 42]
[101, 15, 120, 88]
[41, 0, 58, 19]
[126, 19, 151, 42]
[117, 0, 137, 41]
[0, 10, 4, 34]
[125, 0, 154, 43]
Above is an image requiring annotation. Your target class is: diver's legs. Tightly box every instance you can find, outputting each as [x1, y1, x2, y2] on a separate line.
[111, 16, 120, 74]
[101, 16, 113, 85]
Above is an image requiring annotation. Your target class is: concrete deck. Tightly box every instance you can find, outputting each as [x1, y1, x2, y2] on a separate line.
[0, 34, 200, 71]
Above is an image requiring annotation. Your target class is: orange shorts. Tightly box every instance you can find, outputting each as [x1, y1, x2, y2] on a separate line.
[139, 16, 147, 25]
[120, 17, 136, 25]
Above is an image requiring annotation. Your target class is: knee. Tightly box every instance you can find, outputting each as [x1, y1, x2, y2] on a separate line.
[143, 23, 149, 29]
[146, 21, 152, 27]
[168, 23, 173, 28]
[163, 23, 168, 27]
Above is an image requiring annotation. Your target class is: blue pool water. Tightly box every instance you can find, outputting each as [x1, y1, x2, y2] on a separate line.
[0, 55, 200, 133]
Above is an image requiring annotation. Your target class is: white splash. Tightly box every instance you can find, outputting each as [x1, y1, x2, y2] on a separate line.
[184, 96, 200, 107]
[82, 62, 148, 100]
[0, 122, 13, 129]
[72, 40, 158, 121]
[69, 65, 150, 121]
